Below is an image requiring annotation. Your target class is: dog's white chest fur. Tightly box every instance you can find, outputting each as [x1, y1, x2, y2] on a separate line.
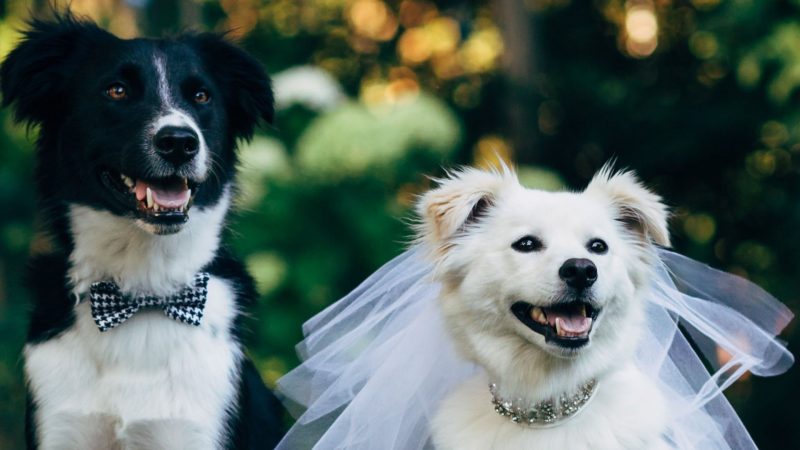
[25, 201, 240, 449]
[25, 279, 240, 449]
[432, 365, 668, 450]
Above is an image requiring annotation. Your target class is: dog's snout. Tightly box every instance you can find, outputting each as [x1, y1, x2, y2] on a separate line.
[559, 258, 598, 289]
[154, 126, 199, 166]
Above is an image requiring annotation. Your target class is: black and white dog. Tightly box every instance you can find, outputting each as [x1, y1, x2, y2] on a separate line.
[2, 13, 284, 449]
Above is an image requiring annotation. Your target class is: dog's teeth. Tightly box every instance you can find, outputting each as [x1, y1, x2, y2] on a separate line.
[146, 187, 154, 209]
[120, 174, 135, 189]
[531, 307, 546, 324]
[579, 304, 587, 317]
[555, 318, 563, 336]
[153, 203, 160, 212]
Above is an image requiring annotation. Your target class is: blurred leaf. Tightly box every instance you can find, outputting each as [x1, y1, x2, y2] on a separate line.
[296, 93, 461, 180]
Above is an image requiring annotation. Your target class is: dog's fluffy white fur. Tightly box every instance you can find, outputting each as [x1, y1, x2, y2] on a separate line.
[417, 166, 671, 450]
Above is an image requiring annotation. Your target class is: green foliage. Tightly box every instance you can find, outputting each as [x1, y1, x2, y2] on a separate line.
[296, 94, 461, 181]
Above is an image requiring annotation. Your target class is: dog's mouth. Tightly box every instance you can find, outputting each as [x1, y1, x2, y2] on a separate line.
[100, 168, 198, 225]
[511, 300, 601, 349]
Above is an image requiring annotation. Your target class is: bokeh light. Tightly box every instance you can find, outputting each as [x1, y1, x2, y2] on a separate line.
[624, 2, 658, 58]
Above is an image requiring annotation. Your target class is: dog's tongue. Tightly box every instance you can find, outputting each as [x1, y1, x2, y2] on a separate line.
[134, 179, 190, 208]
[546, 310, 592, 336]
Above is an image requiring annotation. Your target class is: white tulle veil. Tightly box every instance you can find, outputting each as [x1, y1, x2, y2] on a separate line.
[275, 246, 793, 449]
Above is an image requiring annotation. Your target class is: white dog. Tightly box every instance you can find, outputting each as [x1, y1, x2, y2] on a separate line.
[416, 166, 671, 450]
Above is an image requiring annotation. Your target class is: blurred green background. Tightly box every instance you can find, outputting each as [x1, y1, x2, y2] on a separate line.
[0, 0, 798, 448]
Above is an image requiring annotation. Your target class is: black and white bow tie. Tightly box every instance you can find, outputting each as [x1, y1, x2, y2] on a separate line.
[89, 273, 210, 332]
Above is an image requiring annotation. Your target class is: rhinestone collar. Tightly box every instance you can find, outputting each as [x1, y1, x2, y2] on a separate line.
[489, 379, 598, 427]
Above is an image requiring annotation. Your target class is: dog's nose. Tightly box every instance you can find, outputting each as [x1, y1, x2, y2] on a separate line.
[559, 258, 598, 289]
[154, 126, 199, 166]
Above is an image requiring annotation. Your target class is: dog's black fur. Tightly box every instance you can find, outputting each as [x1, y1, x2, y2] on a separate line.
[2, 12, 284, 449]
[2, 15, 273, 239]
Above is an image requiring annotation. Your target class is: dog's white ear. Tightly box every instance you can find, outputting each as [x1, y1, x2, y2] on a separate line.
[586, 165, 670, 247]
[416, 167, 514, 252]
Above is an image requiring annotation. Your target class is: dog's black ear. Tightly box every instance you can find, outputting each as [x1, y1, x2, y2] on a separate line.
[586, 164, 670, 247]
[1, 13, 109, 124]
[187, 33, 274, 141]
[416, 167, 515, 254]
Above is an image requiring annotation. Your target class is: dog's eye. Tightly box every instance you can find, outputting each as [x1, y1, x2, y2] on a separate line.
[105, 83, 127, 101]
[588, 239, 608, 254]
[512, 236, 543, 253]
[193, 89, 210, 104]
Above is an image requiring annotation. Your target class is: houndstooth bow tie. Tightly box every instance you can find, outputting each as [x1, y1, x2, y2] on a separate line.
[89, 273, 209, 332]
